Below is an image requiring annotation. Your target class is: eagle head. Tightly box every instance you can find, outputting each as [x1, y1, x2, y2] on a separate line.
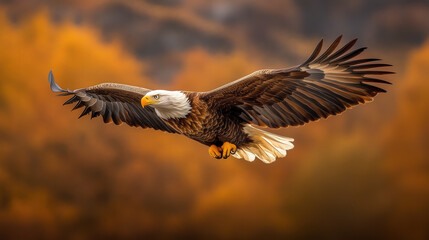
[141, 90, 192, 119]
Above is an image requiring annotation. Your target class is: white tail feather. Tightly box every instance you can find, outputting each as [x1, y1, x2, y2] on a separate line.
[232, 125, 294, 163]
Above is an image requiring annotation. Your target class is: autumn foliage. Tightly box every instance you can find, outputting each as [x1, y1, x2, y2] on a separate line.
[0, 9, 427, 240]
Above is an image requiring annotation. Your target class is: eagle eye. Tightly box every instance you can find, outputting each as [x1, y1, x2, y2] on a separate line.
[153, 94, 160, 100]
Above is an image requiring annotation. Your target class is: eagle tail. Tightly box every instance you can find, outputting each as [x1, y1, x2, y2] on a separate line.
[233, 125, 294, 163]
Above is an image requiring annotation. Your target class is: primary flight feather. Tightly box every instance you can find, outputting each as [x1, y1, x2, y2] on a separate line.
[49, 36, 392, 163]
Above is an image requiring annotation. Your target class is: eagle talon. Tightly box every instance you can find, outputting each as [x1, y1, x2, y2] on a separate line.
[221, 142, 237, 159]
[209, 145, 222, 159]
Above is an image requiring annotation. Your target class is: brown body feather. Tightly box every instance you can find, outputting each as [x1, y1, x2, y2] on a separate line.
[165, 92, 252, 147]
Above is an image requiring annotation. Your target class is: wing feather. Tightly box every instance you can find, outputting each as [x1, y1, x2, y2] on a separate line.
[201, 37, 392, 128]
[313, 35, 343, 63]
[322, 38, 357, 63]
[301, 39, 323, 66]
[48, 71, 177, 133]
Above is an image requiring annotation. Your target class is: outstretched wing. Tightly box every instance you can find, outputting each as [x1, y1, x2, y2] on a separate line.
[48, 71, 178, 133]
[201, 35, 393, 128]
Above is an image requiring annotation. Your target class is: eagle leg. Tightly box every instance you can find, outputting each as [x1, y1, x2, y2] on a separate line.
[221, 142, 237, 159]
[209, 145, 223, 159]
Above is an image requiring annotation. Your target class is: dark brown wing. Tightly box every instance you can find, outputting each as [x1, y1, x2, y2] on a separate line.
[201, 35, 393, 128]
[48, 71, 178, 133]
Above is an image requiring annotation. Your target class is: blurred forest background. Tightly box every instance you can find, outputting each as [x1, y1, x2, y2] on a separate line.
[0, 0, 428, 239]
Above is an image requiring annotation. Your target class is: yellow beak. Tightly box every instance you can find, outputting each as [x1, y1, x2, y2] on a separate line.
[141, 96, 157, 108]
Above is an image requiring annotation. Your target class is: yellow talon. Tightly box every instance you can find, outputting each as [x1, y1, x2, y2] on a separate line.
[221, 142, 237, 159]
[209, 145, 222, 159]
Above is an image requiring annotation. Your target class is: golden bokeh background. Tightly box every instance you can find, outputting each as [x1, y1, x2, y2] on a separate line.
[0, 0, 428, 239]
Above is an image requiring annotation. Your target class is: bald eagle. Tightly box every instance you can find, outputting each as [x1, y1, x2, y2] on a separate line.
[49, 36, 392, 163]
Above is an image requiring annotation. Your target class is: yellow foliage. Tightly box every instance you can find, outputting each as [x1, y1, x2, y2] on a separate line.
[172, 49, 257, 91]
[383, 40, 429, 240]
[0, 9, 427, 240]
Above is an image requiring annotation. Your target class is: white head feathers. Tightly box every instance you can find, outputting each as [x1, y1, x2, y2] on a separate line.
[144, 90, 192, 119]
